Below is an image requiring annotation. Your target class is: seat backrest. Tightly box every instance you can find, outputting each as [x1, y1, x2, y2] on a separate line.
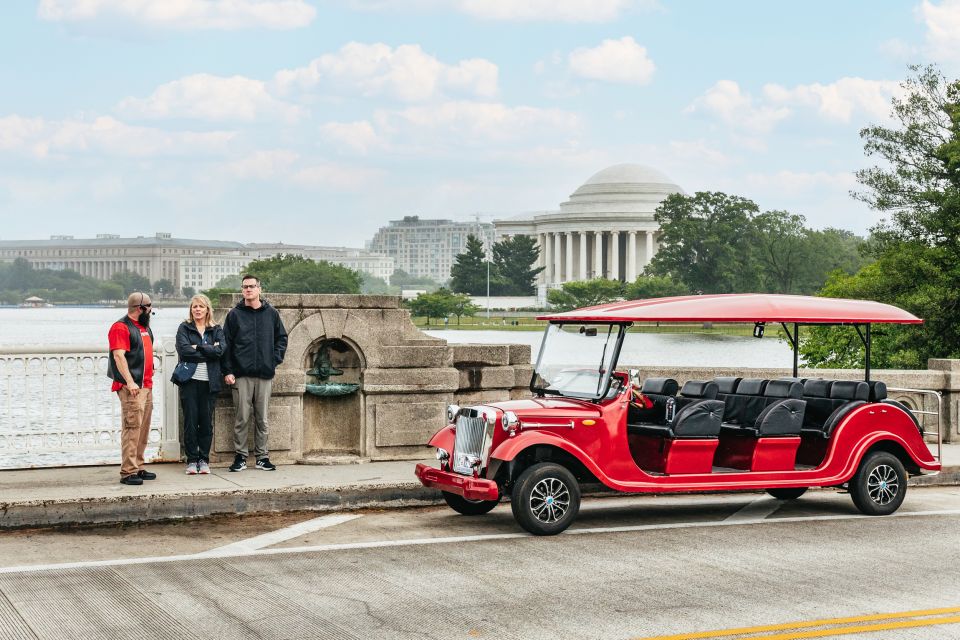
[680, 380, 719, 400]
[721, 378, 768, 426]
[641, 377, 679, 396]
[763, 380, 802, 400]
[801, 379, 836, 430]
[830, 380, 869, 402]
[634, 377, 679, 425]
[867, 380, 887, 402]
[736, 378, 767, 396]
[714, 376, 742, 397]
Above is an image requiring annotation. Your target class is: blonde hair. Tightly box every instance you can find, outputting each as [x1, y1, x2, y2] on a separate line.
[186, 294, 214, 326]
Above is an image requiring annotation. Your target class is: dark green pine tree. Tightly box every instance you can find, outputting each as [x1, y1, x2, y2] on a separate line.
[449, 234, 489, 295]
[492, 235, 544, 295]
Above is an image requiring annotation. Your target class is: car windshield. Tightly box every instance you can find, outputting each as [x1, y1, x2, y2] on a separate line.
[531, 323, 624, 399]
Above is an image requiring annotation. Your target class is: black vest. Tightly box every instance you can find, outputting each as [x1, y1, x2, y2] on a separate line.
[108, 315, 154, 386]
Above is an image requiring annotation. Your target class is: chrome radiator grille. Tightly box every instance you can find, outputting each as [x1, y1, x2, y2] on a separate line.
[452, 415, 488, 475]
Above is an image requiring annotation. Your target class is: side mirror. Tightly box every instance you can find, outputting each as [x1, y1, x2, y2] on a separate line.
[628, 369, 640, 385]
[753, 322, 765, 338]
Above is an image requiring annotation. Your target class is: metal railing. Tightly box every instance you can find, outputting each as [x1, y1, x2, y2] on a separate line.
[887, 387, 942, 463]
[0, 339, 181, 469]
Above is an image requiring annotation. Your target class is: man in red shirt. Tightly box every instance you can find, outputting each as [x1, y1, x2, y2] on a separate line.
[108, 292, 157, 485]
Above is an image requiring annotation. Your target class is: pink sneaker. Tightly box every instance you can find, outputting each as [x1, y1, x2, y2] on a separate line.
[185, 462, 198, 475]
[198, 460, 210, 474]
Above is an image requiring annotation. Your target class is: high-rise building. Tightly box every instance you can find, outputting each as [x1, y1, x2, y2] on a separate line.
[367, 216, 494, 283]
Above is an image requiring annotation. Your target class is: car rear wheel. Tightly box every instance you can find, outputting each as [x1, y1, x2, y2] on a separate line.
[511, 462, 580, 536]
[442, 491, 499, 516]
[766, 487, 807, 500]
[849, 451, 907, 516]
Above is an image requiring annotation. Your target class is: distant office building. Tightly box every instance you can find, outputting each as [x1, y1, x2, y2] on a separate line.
[367, 215, 494, 283]
[179, 252, 253, 292]
[0, 233, 250, 287]
[248, 243, 395, 283]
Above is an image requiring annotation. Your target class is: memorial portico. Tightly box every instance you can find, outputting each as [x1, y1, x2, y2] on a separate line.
[497, 164, 684, 287]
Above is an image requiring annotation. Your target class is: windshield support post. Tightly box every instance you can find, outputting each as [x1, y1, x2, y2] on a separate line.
[853, 324, 872, 382]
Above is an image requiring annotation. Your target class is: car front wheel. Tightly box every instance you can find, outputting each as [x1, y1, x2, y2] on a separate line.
[441, 491, 499, 516]
[511, 462, 581, 536]
[849, 451, 907, 516]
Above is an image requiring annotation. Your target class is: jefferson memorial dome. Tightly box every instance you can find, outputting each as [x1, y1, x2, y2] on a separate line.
[494, 163, 684, 286]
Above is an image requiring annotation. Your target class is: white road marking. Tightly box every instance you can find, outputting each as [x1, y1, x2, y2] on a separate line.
[724, 496, 784, 522]
[196, 513, 361, 557]
[1, 508, 958, 576]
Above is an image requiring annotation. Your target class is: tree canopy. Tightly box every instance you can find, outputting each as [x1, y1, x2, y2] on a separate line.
[449, 234, 489, 295]
[450, 233, 542, 296]
[546, 279, 624, 311]
[802, 64, 960, 368]
[407, 288, 478, 324]
[0, 257, 123, 304]
[211, 254, 362, 296]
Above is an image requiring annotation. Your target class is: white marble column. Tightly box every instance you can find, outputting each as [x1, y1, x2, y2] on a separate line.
[537, 233, 547, 284]
[543, 233, 552, 284]
[610, 231, 620, 281]
[578, 232, 588, 280]
[594, 232, 603, 279]
[553, 232, 563, 284]
[564, 232, 574, 282]
[627, 231, 637, 281]
[645, 230, 654, 267]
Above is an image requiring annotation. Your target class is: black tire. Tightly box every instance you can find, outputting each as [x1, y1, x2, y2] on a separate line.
[849, 451, 907, 516]
[766, 487, 808, 500]
[442, 491, 499, 516]
[510, 462, 581, 536]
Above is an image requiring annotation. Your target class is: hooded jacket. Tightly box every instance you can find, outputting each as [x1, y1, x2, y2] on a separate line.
[222, 299, 288, 380]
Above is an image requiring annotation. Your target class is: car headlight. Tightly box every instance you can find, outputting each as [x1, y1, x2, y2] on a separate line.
[436, 447, 450, 462]
[501, 410, 520, 431]
[446, 404, 460, 422]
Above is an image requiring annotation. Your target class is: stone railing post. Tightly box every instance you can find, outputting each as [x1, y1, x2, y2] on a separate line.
[158, 334, 182, 461]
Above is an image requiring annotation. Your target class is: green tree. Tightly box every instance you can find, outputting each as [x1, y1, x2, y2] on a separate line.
[449, 291, 480, 324]
[546, 279, 624, 311]
[152, 279, 175, 298]
[360, 272, 400, 295]
[648, 192, 761, 293]
[407, 289, 455, 325]
[449, 234, 489, 295]
[182, 286, 196, 299]
[268, 260, 362, 294]
[624, 274, 690, 300]
[803, 64, 960, 367]
[491, 235, 542, 296]
[390, 269, 440, 291]
[752, 211, 810, 293]
[242, 254, 311, 288]
[110, 270, 151, 295]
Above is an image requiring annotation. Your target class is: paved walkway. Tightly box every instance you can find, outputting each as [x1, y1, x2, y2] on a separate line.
[1, 444, 957, 530]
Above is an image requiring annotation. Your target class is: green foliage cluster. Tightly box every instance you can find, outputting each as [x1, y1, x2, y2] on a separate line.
[203, 254, 362, 299]
[801, 65, 960, 368]
[406, 288, 480, 324]
[0, 257, 124, 304]
[387, 269, 439, 292]
[450, 234, 544, 296]
[546, 275, 689, 311]
[648, 193, 867, 295]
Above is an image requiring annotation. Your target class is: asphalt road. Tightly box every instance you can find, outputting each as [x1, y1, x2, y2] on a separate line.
[0, 486, 958, 640]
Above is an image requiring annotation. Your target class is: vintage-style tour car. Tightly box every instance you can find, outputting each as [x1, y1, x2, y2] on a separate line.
[415, 294, 942, 535]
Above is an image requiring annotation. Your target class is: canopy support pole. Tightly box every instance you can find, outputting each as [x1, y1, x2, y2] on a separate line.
[853, 324, 872, 382]
[779, 322, 800, 378]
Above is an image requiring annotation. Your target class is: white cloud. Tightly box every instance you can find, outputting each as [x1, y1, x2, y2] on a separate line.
[686, 80, 791, 134]
[745, 170, 857, 195]
[918, 0, 960, 64]
[568, 37, 655, 85]
[275, 42, 498, 102]
[225, 150, 300, 179]
[459, 0, 640, 22]
[375, 101, 580, 145]
[763, 77, 899, 122]
[319, 121, 381, 154]
[38, 0, 315, 30]
[290, 163, 382, 191]
[118, 74, 303, 123]
[0, 114, 235, 158]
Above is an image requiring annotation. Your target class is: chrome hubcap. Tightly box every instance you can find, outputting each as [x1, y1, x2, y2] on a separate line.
[867, 464, 899, 505]
[530, 477, 570, 523]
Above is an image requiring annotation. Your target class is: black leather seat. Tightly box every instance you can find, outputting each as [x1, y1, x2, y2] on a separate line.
[750, 380, 805, 436]
[629, 380, 723, 438]
[719, 378, 768, 436]
[627, 377, 679, 425]
[801, 379, 869, 438]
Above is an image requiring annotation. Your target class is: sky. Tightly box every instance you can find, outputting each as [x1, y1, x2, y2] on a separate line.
[0, 0, 957, 247]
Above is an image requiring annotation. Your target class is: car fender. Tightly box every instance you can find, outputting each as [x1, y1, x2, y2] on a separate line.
[490, 431, 612, 484]
[426, 425, 456, 451]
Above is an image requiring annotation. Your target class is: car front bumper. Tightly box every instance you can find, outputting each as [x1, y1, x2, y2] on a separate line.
[415, 463, 500, 501]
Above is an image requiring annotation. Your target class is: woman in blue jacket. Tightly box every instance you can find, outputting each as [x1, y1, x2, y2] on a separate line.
[175, 294, 225, 474]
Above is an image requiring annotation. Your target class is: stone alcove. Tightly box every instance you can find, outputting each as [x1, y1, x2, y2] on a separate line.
[301, 337, 364, 460]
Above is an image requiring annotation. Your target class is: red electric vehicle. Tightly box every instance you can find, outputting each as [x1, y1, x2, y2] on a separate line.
[415, 294, 942, 535]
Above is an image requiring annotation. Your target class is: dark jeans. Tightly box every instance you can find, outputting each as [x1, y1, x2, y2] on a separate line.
[180, 379, 214, 463]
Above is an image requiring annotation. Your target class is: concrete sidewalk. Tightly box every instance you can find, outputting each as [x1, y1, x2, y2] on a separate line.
[1, 444, 958, 530]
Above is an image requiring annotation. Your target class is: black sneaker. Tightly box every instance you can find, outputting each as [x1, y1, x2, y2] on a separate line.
[120, 474, 143, 485]
[138, 469, 157, 480]
[229, 455, 246, 472]
[255, 457, 276, 471]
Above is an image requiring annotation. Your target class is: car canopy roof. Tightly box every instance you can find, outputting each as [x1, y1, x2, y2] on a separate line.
[538, 293, 922, 325]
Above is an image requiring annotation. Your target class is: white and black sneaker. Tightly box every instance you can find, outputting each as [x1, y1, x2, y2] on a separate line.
[229, 455, 246, 472]
[255, 457, 276, 471]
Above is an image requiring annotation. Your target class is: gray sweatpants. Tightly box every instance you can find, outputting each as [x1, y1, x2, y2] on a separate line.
[232, 377, 273, 459]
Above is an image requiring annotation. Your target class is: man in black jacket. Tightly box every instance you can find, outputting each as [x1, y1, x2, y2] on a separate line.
[222, 275, 288, 471]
